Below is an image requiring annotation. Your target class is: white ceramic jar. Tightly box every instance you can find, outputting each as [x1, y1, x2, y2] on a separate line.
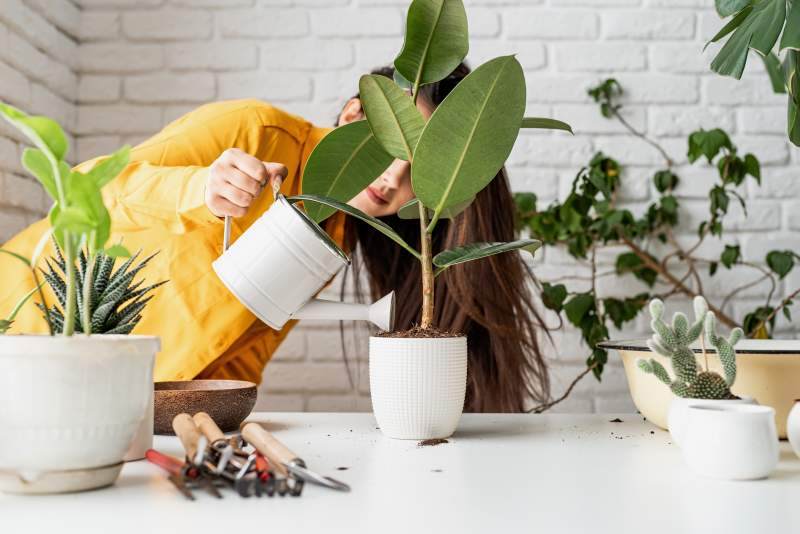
[0, 335, 158, 493]
[369, 336, 467, 440]
[668, 396, 756, 447]
[787, 400, 800, 458]
[682, 404, 779, 480]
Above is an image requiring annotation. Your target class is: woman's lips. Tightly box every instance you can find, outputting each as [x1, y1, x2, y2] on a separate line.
[366, 186, 389, 205]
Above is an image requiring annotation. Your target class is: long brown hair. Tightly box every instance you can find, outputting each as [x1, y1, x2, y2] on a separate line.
[339, 64, 550, 413]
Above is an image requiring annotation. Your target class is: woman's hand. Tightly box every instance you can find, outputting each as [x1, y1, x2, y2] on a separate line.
[205, 148, 288, 218]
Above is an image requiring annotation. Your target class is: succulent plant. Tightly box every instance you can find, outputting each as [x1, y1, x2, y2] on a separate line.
[637, 296, 743, 399]
[38, 241, 166, 335]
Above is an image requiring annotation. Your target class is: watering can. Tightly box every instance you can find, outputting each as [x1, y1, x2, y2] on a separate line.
[212, 193, 395, 331]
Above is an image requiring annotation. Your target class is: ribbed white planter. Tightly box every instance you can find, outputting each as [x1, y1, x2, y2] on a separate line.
[369, 336, 467, 440]
[0, 335, 158, 493]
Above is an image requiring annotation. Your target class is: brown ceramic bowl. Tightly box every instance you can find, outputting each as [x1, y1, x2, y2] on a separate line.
[154, 380, 257, 435]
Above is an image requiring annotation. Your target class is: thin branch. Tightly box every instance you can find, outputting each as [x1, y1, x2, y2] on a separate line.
[611, 107, 674, 168]
[721, 274, 770, 312]
[753, 286, 800, 335]
[528, 363, 597, 414]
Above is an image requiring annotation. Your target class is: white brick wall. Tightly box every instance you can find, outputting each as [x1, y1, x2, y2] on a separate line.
[0, 0, 797, 414]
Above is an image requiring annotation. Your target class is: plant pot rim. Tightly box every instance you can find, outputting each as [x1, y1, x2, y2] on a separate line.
[370, 334, 466, 340]
[599, 338, 800, 354]
[0, 334, 160, 354]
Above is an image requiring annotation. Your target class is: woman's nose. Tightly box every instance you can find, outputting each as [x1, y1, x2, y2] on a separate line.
[381, 160, 409, 189]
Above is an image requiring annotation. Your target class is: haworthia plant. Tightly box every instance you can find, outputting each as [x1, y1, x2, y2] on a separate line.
[637, 296, 743, 399]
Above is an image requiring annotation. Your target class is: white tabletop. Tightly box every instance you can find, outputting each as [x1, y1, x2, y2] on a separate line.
[2, 412, 799, 534]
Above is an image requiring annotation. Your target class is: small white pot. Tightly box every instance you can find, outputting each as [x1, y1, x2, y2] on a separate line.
[0, 335, 158, 493]
[668, 396, 756, 448]
[369, 336, 467, 440]
[682, 404, 779, 480]
[787, 401, 800, 458]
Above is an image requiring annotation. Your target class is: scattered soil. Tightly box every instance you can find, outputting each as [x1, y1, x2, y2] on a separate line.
[609, 418, 624, 423]
[649, 431, 655, 435]
[431, 469, 443, 473]
[375, 326, 463, 338]
[336, 467, 349, 471]
[418, 438, 449, 447]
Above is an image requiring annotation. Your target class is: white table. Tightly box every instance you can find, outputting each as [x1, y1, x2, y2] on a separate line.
[2, 413, 798, 534]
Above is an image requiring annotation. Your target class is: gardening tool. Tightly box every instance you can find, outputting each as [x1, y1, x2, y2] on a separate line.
[213, 183, 395, 332]
[171, 413, 224, 499]
[242, 422, 351, 493]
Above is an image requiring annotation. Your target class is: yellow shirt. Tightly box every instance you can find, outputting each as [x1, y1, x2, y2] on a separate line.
[0, 99, 339, 384]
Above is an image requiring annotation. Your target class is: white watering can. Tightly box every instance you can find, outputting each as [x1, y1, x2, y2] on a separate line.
[212, 193, 395, 331]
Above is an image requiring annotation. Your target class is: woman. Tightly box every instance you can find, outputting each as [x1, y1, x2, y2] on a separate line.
[0, 63, 549, 412]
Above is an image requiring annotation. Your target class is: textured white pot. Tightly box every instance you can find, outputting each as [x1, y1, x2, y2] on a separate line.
[787, 401, 800, 459]
[0, 335, 158, 491]
[369, 336, 467, 440]
[668, 396, 756, 448]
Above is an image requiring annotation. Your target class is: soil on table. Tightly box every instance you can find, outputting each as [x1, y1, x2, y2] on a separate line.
[418, 438, 449, 447]
[375, 326, 463, 338]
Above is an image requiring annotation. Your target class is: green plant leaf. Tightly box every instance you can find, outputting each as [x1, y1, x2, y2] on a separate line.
[396, 197, 473, 220]
[301, 120, 394, 222]
[705, 4, 753, 52]
[104, 244, 130, 258]
[716, 0, 752, 17]
[66, 174, 111, 252]
[289, 194, 420, 259]
[0, 102, 68, 161]
[84, 145, 131, 189]
[0, 248, 31, 267]
[394, 0, 469, 88]
[520, 117, 573, 134]
[52, 206, 94, 235]
[766, 250, 794, 278]
[720, 244, 741, 268]
[710, 0, 786, 80]
[412, 55, 526, 229]
[761, 52, 787, 93]
[541, 282, 567, 312]
[393, 69, 413, 91]
[21, 148, 58, 200]
[432, 239, 540, 275]
[564, 293, 594, 326]
[359, 74, 425, 161]
[781, 0, 800, 50]
[688, 128, 733, 163]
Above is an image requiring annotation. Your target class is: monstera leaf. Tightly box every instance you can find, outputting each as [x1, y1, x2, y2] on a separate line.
[301, 120, 393, 222]
[394, 0, 469, 89]
[411, 55, 526, 231]
[359, 74, 426, 161]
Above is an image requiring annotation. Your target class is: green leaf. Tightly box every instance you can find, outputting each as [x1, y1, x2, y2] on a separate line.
[21, 148, 58, 200]
[0, 102, 68, 161]
[432, 239, 540, 274]
[66, 174, 111, 252]
[720, 244, 740, 268]
[104, 244, 131, 258]
[0, 248, 31, 267]
[520, 117, 573, 134]
[705, 5, 753, 51]
[653, 170, 679, 193]
[687, 128, 733, 164]
[541, 282, 567, 312]
[289, 194, 420, 259]
[53, 206, 94, 235]
[710, 0, 786, 79]
[761, 52, 787, 93]
[393, 69, 413, 91]
[615, 252, 657, 287]
[564, 293, 594, 326]
[394, 0, 469, 88]
[716, 0, 752, 17]
[766, 250, 794, 278]
[413, 55, 526, 229]
[780, 0, 800, 50]
[84, 145, 130, 189]
[743, 153, 760, 181]
[359, 74, 426, 161]
[301, 120, 394, 222]
[396, 197, 473, 220]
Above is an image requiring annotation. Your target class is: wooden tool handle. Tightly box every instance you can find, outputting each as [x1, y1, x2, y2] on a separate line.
[193, 412, 225, 443]
[241, 422, 298, 476]
[172, 413, 202, 459]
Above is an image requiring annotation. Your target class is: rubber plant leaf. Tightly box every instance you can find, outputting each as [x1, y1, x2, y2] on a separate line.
[412, 55, 526, 230]
[0, 102, 68, 161]
[21, 148, 59, 200]
[703, 5, 753, 51]
[785, 50, 800, 145]
[394, 0, 469, 88]
[716, 0, 752, 17]
[521, 117, 573, 134]
[289, 194, 420, 259]
[432, 240, 541, 276]
[359, 74, 426, 161]
[780, 0, 800, 51]
[300, 120, 393, 223]
[710, 0, 787, 79]
[396, 197, 473, 220]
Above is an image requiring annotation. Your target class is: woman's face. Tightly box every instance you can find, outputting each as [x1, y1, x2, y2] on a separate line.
[339, 97, 434, 218]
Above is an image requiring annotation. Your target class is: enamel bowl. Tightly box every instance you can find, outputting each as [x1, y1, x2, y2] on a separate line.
[599, 339, 800, 438]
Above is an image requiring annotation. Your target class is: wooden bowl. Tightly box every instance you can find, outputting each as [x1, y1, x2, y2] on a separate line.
[154, 380, 257, 435]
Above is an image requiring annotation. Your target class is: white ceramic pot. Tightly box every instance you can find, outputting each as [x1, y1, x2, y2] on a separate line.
[787, 401, 800, 458]
[668, 396, 756, 448]
[0, 335, 158, 493]
[682, 404, 779, 480]
[369, 336, 467, 440]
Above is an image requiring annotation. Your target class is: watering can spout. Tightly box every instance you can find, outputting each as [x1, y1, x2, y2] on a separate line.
[292, 291, 396, 331]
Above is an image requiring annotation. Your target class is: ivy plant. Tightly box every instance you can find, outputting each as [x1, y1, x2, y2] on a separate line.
[516, 78, 800, 403]
[290, 0, 572, 330]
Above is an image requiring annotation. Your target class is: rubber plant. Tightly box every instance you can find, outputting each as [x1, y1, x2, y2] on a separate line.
[289, 0, 571, 330]
[707, 0, 800, 145]
[0, 102, 143, 336]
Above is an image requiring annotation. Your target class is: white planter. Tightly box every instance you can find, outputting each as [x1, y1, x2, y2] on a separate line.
[668, 396, 756, 448]
[0, 335, 158, 493]
[787, 401, 800, 458]
[682, 404, 779, 480]
[369, 336, 467, 440]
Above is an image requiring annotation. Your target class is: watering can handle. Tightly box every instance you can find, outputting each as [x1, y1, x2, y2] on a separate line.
[222, 175, 283, 252]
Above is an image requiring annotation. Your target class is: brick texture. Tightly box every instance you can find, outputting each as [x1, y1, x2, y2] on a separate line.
[0, 0, 797, 415]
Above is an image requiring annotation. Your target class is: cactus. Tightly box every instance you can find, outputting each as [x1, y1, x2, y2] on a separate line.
[636, 296, 740, 400]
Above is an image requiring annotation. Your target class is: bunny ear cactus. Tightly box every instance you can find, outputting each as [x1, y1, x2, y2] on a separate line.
[637, 296, 741, 400]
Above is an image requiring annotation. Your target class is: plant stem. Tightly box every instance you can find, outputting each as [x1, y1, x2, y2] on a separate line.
[82, 253, 95, 335]
[63, 238, 77, 336]
[611, 107, 673, 168]
[418, 201, 435, 329]
[528, 363, 597, 413]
